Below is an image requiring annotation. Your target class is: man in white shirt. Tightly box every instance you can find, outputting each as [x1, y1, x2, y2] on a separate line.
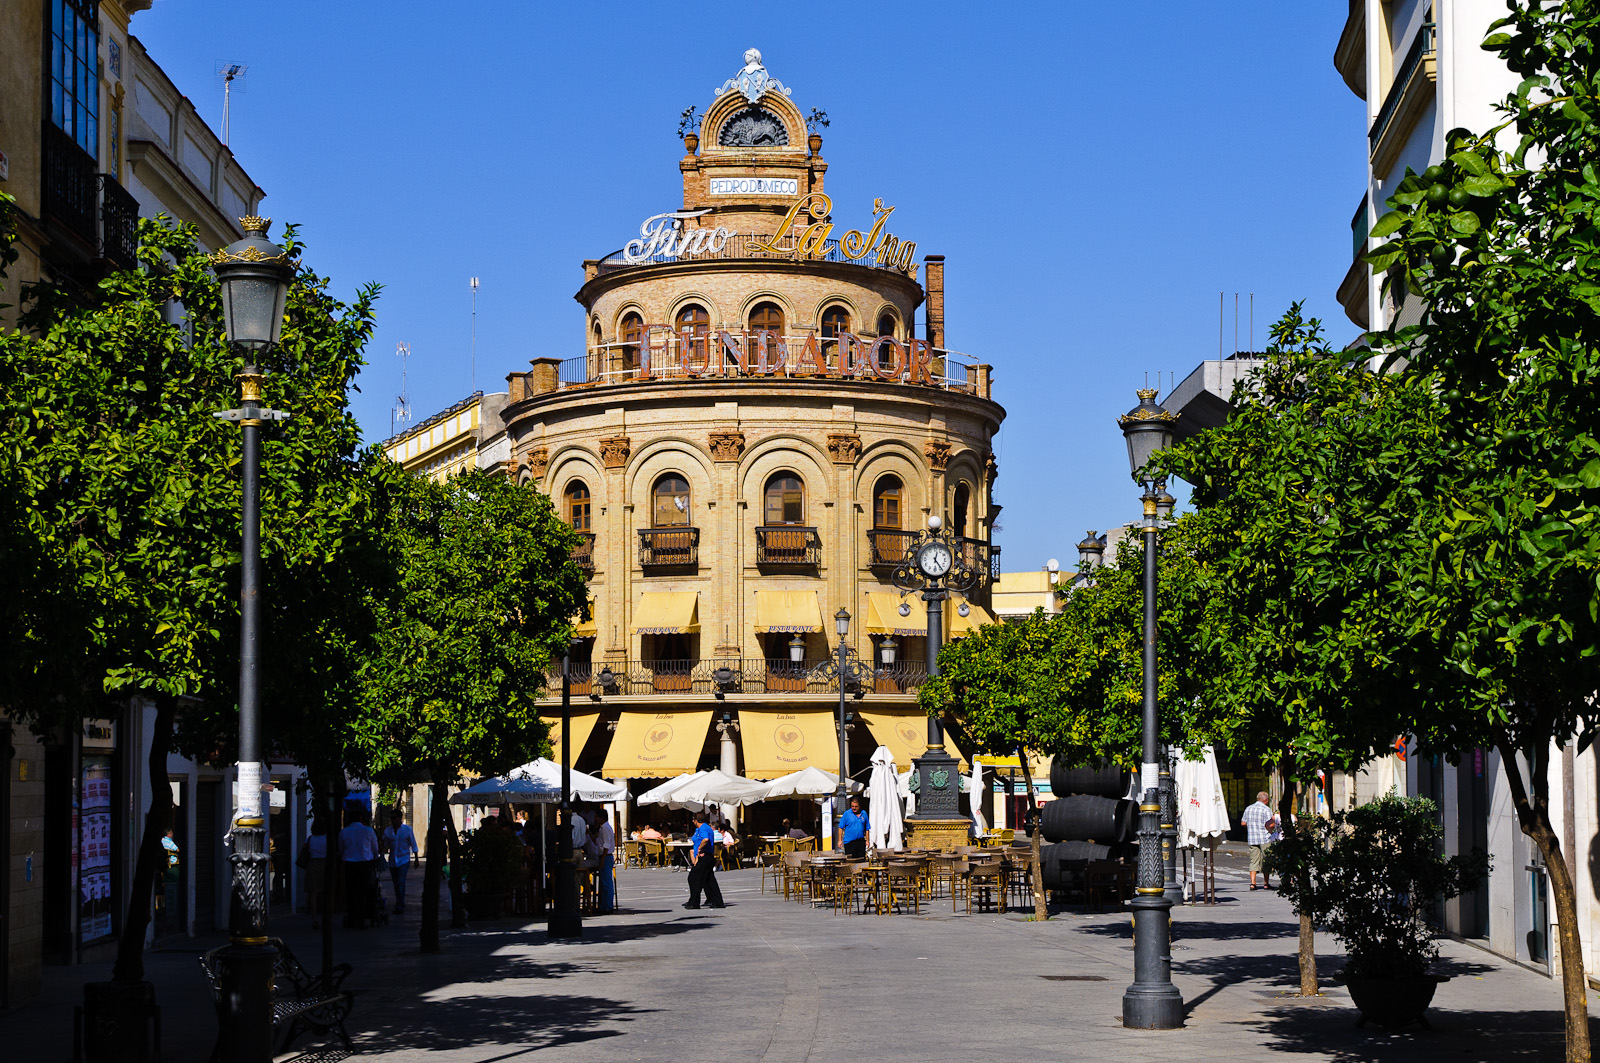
[338, 805, 382, 927]
[570, 806, 588, 855]
[382, 808, 420, 915]
[592, 810, 616, 912]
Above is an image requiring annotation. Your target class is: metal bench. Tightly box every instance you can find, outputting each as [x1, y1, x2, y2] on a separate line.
[198, 937, 353, 1059]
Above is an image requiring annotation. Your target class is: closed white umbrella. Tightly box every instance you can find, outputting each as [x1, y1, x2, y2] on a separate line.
[969, 759, 988, 837]
[1176, 745, 1230, 847]
[867, 746, 903, 850]
[762, 766, 862, 799]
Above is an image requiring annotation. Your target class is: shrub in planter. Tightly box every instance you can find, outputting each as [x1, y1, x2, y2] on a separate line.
[1268, 795, 1489, 1027]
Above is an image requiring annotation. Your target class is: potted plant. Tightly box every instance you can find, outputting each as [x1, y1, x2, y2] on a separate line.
[1269, 794, 1489, 1029]
[459, 823, 526, 920]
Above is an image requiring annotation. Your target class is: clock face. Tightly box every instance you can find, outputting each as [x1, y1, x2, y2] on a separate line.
[918, 541, 953, 578]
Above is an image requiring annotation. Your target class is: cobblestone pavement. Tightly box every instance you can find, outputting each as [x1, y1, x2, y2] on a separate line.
[4, 849, 1590, 1061]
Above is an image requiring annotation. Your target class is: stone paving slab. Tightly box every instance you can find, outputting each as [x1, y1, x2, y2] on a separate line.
[2, 853, 1589, 1061]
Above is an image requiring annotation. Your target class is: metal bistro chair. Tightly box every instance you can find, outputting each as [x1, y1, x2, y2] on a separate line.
[886, 862, 921, 914]
[622, 840, 646, 869]
[949, 858, 972, 913]
[759, 851, 785, 894]
[782, 851, 808, 902]
[966, 859, 1005, 914]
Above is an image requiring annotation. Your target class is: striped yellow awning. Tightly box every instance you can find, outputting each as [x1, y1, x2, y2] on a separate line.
[948, 601, 997, 638]
[602, 710, 714, 778]
[753, 590, 824, 634]
[542, 712, 602, 765]
[864, 592, 926, 637]
[574, 595, 597, 638]
[740, 710, 839, 779]
[858, 710, 967, 772]
[633, 592, 700, 635]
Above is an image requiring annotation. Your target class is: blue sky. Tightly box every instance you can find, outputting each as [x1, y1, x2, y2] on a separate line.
[135, 2, 1365, 569]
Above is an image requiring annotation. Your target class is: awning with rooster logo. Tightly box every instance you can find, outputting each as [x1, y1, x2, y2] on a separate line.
[857, 710, 967, 772]
[738, 710, 840, 779]
[602, 710, 715, 778]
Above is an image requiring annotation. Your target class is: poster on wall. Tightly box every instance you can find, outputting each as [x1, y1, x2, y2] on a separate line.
[80, 754, 114, 944]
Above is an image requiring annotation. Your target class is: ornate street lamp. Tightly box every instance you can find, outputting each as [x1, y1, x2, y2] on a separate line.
[879, 635, 898, 667]
[1116, 387, 1182, 1030]
[808, 608, 879, 838]
[209, 217, 293, 1063]
[549, 646, 583, 939]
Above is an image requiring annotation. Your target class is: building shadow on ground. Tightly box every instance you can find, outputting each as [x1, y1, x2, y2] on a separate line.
[1076, 918, 1305, 942]
[1242, 1006, 1583, 1061]
[352, 991, 650, 1055]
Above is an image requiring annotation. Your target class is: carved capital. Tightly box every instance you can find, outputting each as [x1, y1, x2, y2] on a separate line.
[924, 440, 951, 471]
[526, 446, 550, 479]
[826, 432, 862, 465]
[708, 430, 745, 462]
[599, 435, 631, 469]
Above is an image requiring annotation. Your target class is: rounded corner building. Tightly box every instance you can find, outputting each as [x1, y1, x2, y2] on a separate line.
[503, 49, 1005, 818]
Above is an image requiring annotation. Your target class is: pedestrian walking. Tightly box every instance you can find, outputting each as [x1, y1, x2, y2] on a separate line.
[1241, 791, 1277, 891]
[339, 804, 382, 927]
[684, 810, 725, 910]
[298, 817, 329, 928]
[836, 796, 869, 859]
[382, 808, 419, 915]
[592, 809, 616, 912]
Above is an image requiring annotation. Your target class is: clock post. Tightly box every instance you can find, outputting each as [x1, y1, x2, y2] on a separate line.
[897, 516, 977, 851]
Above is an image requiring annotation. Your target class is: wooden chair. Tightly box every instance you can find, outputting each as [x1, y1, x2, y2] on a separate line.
[886, 863, 920, 914]
[777, 837, 797, 854]
[782, 851, 808, 902]
[759, 852, 785, 894]
[622, 840, 645, 869]
[831, 862, 868, 915]
[1004, 857, 1034, 910]
[949, 859, 971, 913]
[966, 860, 1004, 914]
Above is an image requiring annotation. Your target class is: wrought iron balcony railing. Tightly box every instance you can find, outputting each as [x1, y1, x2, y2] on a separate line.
[755, 525, 820, 567]
[554, 658, 929, 697]
[98, 173, 139, 269]
[1369, 21, 1435, 150]
[638, 526, 699, 568]
[43, 122, 97, 248]
[571, 532, 596, 576]
[867, 528, 916, 566]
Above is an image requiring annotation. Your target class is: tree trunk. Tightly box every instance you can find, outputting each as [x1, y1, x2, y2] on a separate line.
[1497, 734, 1591, 1063]
[111, 695, 176, 984]
[319, 766, 345, 980]
[1016, 746, 1048, 921]
[445, 803, 467, 929]
[1277, 759, 1318, 996]
[420, 772, 446, 953]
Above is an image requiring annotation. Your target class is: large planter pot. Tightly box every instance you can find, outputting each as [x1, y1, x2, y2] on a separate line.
[1344, 973, 1448, 1029]
[463, 890, 508, 920]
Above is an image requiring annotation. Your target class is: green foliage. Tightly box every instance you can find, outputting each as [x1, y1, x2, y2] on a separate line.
[1267, 796, 1489, 979]
[458, 824, 527, 895]
[352, 469, 586, 786]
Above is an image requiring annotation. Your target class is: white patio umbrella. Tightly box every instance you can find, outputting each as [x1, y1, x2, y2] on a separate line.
[866, 746, 903, 850]
[641, 769, 770, 811]
[636, 771, 706, 807]
[1176, 745, 1230, 848]
[761, 766, 862, 798]
[449, 758, 627, 806]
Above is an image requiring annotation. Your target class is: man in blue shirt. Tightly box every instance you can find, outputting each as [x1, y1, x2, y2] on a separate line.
[837, 796, 870, 858]
[685, 810, 725, 909]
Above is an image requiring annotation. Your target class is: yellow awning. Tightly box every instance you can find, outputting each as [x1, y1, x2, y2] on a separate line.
[975, 751, 1052, 781]
[948, 601, 997, 638]
[739, 710, 840, 779]
[574, 595, 597, 638]
[858, 710, 967, 772]
[602, 710, 714, 778]
[753, 590, 824, 634]
[542, 712, 602, 765]
[864, 592, 926, 636]
[632, 592, 700, 635]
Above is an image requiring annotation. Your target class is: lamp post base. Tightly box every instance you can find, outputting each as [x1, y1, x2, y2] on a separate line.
[547, 856, 583, 940]
[1121, 893, 1183, 1029]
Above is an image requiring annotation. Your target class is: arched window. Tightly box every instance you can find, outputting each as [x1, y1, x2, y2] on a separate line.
[652, 474, 690, 527]
[873, 475, 903, 530]
[620, 312, 643, 370]
[764, 473, 804, 525]
[953, 482, 970, 538]
[821, 305, 851, 369]
[876, 313, 897, 340]
[873, 313, 901, 373]
[749, 302, 786, 337]
[566, 481, 592, 531]
[675, 304, 710, 368]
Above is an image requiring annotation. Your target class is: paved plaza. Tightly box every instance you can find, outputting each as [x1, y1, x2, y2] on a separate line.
[4, 850, 1586, 1061]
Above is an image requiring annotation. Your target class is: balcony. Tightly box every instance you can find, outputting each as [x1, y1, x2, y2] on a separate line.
[1369, 21, 1436, 176]
[571, 532, 596, 576]
[43, 122, 97, 250]
[755, 525, 820, 567]
[868, 528, 916, 567]
[956, 537, 1000, 582]
[98, 173, 139, 269]
[558, 658, 929, 697]
[639, 526, 699, 569]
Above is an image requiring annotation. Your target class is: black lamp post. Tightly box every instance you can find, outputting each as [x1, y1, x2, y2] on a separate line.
[1117, 388, 1183, 1030]
[210, 216, 293, 1063]
[550, 649, 585, 939]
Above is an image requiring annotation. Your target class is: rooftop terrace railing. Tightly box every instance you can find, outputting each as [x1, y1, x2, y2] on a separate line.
[593, 233, 911, 277]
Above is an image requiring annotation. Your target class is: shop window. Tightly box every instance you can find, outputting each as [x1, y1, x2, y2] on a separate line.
[675, 304, 710, 367]
[566, 481, 592, 531]
[652, 474, 691, 527]
[954, 482, 970, 537]
[874, 475, 903, 530]
[764, 473, 805, 525]
[620, 312, 643, 370]
[51, 0, 100, 155]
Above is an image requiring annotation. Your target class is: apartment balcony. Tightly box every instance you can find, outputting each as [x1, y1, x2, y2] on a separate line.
[42, 122, 97, 252]
[98, 173, 139, 269]
[1334, 0, 1366, 100]
[956, 537, 1001, 582]
[1369, 21, 1436, 177]
[867, 529, 916, 567]
[755, 525, 820, 568]
[559, 658, 929, 697]
[639, 526, 699, 569]
[571, 532, 596, 576]
[1339, 194, 1372, 329]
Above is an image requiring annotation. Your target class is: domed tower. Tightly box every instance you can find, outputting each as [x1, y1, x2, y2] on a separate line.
[504, 49, 1004, 805]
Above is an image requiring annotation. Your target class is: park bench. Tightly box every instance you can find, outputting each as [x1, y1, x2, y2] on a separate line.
[198, 937, 353, 1059]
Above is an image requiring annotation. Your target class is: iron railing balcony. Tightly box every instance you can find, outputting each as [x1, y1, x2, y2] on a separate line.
[755, 525, 820, 567]
[867, 528, 916, 567]
[596, 232, 909, 276]
[552, 657, 930, 697]
[42, 121, 97, 249]
[639, 526, 699, 569]
[571, 532, 596, 576]
[97, 172, 139, 269]
[1369, 21, 1435, 151]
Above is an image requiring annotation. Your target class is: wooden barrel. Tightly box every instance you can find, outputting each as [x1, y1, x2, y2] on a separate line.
[1041, 794, 1137, 844]
[1048, 763, 1130, 798]
[1038, 841, 1112, 890]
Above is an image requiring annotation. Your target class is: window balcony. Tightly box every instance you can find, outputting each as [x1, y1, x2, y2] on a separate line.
[956, 536, 1001, 582]
[571, 532, 596, 576]
[639, 526, 699, 569]
[98, 173, 139, 269]
[42, 121, 97, 251]
[868, 528, 916, 567]
[558, 658, 930, 697]
[1369, 21, 1436, 176]
[755, 525, 820, 567]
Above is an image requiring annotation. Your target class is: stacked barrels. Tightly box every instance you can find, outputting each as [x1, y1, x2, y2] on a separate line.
[1038, 764, 1137, 893]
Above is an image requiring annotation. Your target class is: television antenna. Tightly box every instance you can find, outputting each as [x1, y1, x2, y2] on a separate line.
[392, 341, 413, 438]
[469, 277, 480, 392]
[215, 62, 247, 146]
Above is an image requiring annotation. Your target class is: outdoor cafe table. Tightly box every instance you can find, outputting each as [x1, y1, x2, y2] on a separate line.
[667, 841, 694, 868]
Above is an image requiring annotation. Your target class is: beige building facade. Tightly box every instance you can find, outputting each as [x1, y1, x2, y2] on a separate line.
[498, 51, 1005, 794]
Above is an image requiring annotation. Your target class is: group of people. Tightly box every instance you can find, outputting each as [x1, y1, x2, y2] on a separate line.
[297, 803, 418, 929]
